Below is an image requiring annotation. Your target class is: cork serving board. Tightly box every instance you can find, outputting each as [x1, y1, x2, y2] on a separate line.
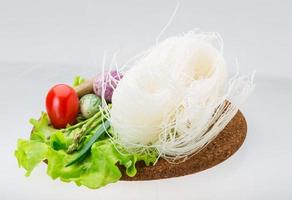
[39, 110, 247, 181]
[120, 110, 247, 181]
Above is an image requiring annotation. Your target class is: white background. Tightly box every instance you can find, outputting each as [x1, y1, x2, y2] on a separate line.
[0, 0, 292, 199]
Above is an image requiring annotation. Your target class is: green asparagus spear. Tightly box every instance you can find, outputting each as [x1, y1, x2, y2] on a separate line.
[65, 120, 110, 167]
[66, 111, 102, 153]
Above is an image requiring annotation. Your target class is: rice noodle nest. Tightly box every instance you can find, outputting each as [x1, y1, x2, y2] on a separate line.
[101, 31, 254, 162]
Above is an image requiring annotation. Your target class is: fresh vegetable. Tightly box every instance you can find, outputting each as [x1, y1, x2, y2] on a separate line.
[46, 84, 79, 128]
[73, 76, 85, 87]
[80, 94, 101, 119]
[66, 120, 110, 167]
[15, 113, 157, 189]
[66, 110, 103, 153]
[15, 139, 48, 176]
[29, 112, 57, 142]
[93, 70, 123, 102]
[47, 139, 156, 189]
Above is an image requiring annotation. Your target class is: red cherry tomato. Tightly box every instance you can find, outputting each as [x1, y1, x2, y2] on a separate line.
[46, 84, 79, 128]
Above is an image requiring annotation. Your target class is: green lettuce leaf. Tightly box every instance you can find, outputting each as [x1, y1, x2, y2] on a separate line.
[15, 138, 157, 189]
[46, 139, 156, 189]
[73, 76, 85, 87]
[15, 112, 158, 189]
[29, 113, 73, 150]
[50, 131, 72, 151]
[15, 139, 48, 176]
[30, 113, 57, 143]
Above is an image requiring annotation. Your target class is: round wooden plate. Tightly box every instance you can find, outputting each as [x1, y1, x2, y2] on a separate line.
[120, 110, 247, 180]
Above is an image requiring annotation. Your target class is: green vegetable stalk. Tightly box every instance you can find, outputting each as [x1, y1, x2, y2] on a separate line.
[66, 111, 102, 153]
[66, 120, 110, 167]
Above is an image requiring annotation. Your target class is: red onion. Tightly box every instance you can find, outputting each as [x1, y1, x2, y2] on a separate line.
[93, 70, 123, 102]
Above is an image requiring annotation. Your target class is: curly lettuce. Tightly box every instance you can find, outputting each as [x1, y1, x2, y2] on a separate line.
[15, 113, 157, 189]
[15, 139, 48, 176]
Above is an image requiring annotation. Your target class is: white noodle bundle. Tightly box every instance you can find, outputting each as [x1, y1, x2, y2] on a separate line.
[106, 31, 254, 162]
